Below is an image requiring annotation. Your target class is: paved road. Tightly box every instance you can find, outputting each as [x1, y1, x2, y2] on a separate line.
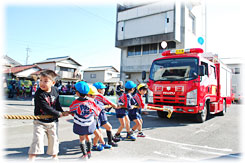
[1, 99, 243, 162]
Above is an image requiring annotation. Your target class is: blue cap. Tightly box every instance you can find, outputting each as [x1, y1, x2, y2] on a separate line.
[125, 81, 137, 89]
[75, 81, 89, 94]
[93, 82, 106, 89]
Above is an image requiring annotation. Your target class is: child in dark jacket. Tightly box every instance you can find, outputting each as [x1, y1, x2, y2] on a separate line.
[28, 70, 69, 161]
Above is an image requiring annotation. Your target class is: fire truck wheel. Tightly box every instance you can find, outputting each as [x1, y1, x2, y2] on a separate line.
[195, 102, 208, 123]
[157, 111, 168, 118]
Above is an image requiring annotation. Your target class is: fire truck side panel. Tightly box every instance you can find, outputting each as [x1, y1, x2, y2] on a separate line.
[216, 62, 232, 111]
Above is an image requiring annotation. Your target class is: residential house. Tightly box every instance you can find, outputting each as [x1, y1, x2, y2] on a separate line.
[3, 55, 22, 68]
[3, 64, 42, 80]
[35, 56, 82, 82]
[3, 55, 22, 78]
[83, 66, 120, 87]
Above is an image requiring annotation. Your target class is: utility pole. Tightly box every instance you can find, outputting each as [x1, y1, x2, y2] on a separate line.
[26, 46, 31, 65]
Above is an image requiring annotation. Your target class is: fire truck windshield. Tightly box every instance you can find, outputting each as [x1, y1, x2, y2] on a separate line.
[150, 57, 199, 81]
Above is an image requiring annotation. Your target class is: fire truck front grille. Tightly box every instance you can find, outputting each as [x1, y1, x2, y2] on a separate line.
[154, 94, 186, 105]
[163, 95, 175, 97]
[155, 102, 186, 107]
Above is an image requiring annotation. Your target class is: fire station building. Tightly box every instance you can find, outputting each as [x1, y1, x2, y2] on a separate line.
[115, 1, 206, 83]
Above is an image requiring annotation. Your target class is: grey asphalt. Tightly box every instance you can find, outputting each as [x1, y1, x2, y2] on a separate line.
[1, 98, 243, 162]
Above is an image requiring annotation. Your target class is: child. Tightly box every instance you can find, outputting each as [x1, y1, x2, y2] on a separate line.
[129, 83, 148, 137]
[28, 70, 69, 161]
[21, 83, 26, 98]
[69, 81, 102, 159]
[93, 82, 120, 146]
[87, 85, 112, 151]
[114, 81, 137, 141]
[31, 83, 37, 105]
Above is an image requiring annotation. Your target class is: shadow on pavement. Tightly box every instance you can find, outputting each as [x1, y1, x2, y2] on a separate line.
[105, 110, 217, 131]
[205, 153, 242, 161]
[3, 139, 82, 160]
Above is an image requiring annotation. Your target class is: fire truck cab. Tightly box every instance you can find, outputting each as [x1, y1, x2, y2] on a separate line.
[146, 48, 232, 122]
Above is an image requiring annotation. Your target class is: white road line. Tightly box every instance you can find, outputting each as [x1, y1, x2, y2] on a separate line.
[180, 146, 231, 156]
[153, 151, 197, 161]
[194, 129, 207, 134]
[153, 151, 177, 158]
[146, 136, 232, 152]
[146, 115, 158, 118]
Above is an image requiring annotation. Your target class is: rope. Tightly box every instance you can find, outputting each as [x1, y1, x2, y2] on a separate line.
[3, 106, 173, 120]
[146, 106, 173, 118]
[3, 114, 54, 120]
[105, 105, 173, 118]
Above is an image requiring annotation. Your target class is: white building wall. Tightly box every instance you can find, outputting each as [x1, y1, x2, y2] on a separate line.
[121, 11, 174, 40]
[83, 71, 105, 84]
[184, 3, 206, 50]
[104, 70, 119, 81]
[36, 63, 56, 71]
[117, 2, 175, 40]
[15, 68, 40, 78]
[118, 1, 174, 21]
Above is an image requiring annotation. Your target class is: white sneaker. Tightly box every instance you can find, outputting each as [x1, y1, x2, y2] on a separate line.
[137, 132, 146, 137]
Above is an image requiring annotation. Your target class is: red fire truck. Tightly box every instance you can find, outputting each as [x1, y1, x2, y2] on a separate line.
[146, 48, 232, 122]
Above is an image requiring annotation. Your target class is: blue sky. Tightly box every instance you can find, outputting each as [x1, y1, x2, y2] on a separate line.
[5, 4, 121, 69]
[4, 0, 243, 71]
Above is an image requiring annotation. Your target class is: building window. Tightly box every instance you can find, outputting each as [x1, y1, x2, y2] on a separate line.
[142, 44, 157, 55]
[143, 44, 149, 55]
[90, 74, 96, 78]
[128, 45, 141, 56]
[107, 73, 112, 77]
[60, 67, 74, 72]
[149, 43, 157, 54]
[125, 74, 131, 79]
[234, 68, 240, 74]
[128, 46, 135, 56]
[189, 11, 196, 35]
[60, 67, 68, 71]
[135, 45, 141, 55]
[128, 42, 175, 56]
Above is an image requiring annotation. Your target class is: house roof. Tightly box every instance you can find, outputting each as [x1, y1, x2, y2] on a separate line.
[4, 55, 22, 67]
[36, 56, 82, 66]
[85, 66, 119, 72]
[3, 64, 41, 74]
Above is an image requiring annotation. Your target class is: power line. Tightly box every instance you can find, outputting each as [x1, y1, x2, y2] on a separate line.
[73, 5, 115, 25]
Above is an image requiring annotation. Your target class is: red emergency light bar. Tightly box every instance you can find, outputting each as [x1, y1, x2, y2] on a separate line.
[162, 48, 204, 56]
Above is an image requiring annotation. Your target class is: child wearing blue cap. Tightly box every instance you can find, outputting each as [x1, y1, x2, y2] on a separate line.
[86, 85, 112, 151]
[114, 81, 137, 141]
[130, 83, 148, 137]
[93, 82, 120, 147]
[69, 81, 102, 159]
